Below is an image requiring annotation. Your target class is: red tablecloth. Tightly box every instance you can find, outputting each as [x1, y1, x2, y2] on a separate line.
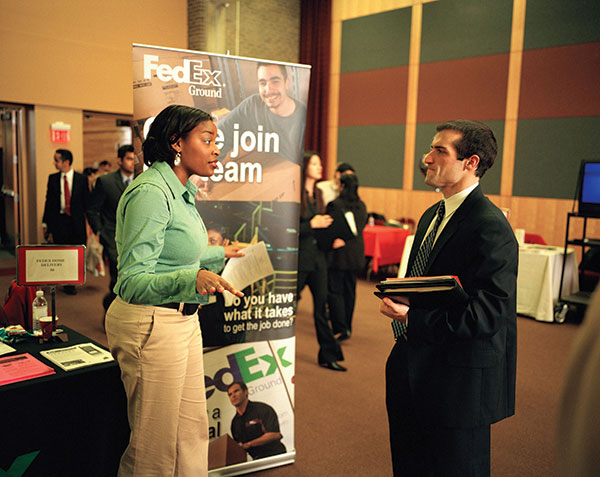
[363, 225, 411, 273]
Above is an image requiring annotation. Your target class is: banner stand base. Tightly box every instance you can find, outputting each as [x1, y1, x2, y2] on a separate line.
[208, 451, 295, 476]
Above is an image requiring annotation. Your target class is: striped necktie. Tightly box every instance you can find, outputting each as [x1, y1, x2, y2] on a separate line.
[392, 200, 445, 340]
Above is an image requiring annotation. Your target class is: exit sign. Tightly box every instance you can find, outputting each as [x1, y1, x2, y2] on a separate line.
[50, 121, 71, 143]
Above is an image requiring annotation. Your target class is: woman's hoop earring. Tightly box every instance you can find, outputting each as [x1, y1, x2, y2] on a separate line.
[174, 152, 181, 166]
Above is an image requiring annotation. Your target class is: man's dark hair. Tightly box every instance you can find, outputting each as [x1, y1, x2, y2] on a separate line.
[117, 144, 134, 159]
[436, 120, 498, 178]
[142, 105, 212, 167]
[227, 381, 248, 393]
[257, 62, 288, 81]
[55, 149, 73, 165]
[99, 160, 111, 167]
[336, 162, 355, 174]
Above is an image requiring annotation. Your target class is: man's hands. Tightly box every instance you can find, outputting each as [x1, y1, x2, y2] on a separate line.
[379, 296, 410, 323]
[196, 269, 243, 297]
[42, 225, 52, 243]
[332, 238, 346, 249]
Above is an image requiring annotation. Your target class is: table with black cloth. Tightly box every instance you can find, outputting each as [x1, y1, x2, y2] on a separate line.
[0, 326, 129, 477]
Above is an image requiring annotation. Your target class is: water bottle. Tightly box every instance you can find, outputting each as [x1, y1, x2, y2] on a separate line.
[32, 290, 48, 333]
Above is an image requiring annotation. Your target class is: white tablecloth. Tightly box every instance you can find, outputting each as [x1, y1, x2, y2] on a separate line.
[517, 244, 579, 322]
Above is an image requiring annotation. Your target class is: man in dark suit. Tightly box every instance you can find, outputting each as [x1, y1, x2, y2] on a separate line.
[380, 120, 518, 476]
[43, 149, 89, 294]
[87, 145, 135, 310]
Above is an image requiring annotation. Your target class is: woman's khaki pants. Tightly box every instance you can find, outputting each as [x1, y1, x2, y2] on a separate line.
[106, 297, 208, 477]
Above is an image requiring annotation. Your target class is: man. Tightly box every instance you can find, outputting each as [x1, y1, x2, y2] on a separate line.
[87, 145, 135, 311]
[98, 160, 112, 174]
[216, 62, 307, 163]
[316, 162, 355, 206]
[380, 120, 517, 476]
[227, 381, 286, 460]
[43, 149, 88, 294]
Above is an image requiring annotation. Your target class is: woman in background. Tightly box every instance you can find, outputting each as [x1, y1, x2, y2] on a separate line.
[105, 104, 243, 476]
[297, 151, 346, 371]
[326, 173, 368, 340]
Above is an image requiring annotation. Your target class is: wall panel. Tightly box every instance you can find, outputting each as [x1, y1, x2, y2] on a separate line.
[330, 0, 600, 248]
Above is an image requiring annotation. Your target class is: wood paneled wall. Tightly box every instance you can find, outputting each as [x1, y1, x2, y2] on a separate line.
[82, 112, 133, 172]
[329, 0, 600, 249]
[360, 186, 600, 251]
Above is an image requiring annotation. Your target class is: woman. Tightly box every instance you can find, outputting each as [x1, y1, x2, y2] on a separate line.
[105, 104, 243, 476]
[326, 173, 368, 340]
[297, 151, 346, 371]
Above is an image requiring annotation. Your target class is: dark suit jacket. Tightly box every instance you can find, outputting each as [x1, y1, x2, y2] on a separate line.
[297, 188, 327, 272]
[402, 186, 518, 428]
[42, 171, 88, 245]
[325, 198, 368, 271]
[87, 171, 128, 255]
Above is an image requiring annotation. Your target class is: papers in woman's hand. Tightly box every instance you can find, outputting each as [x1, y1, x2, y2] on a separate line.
[221, 241, 275, 306]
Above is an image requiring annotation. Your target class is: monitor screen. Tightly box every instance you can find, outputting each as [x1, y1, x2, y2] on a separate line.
[578, 160, 600, 217]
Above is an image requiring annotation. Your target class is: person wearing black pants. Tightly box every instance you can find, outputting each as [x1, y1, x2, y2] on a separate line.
[297, 151, 345, 371]
[326, 173, 368, 340]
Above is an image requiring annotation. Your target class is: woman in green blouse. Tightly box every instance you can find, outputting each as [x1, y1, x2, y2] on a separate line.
[105, 105, 243, 477]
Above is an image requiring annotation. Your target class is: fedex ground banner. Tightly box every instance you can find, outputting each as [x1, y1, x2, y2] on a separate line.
[132, 44, 310, 475]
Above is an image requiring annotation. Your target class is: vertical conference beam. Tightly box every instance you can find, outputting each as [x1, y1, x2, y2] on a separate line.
[501, 0, 527, 197]
[403, 3, 423, 190]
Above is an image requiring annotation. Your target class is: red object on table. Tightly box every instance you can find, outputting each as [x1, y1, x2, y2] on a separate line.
[524, 233, 547, 245]
[363, 225, 411, 274]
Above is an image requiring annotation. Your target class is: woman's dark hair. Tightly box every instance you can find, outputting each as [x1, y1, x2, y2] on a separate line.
[301, 150, 323, 217]
[83, 167, 98, 177]
[339, 173, 360, 203]
[142, 105, 212, 167]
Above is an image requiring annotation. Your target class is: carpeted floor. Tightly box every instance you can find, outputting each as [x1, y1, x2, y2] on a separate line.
[1, 268, 581, 476]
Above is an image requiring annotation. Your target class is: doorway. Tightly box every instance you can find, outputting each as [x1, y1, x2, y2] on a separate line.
[0, 104, 30, 253]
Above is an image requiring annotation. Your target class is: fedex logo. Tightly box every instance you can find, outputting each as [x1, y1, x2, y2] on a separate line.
[205, 345, 292, 399]
[143, 54, 223, 86]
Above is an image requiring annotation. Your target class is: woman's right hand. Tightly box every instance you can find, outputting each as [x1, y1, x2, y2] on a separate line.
[310, 214, 333, 229]
[223, 241, 245, 258]
[196, 269, 244, 297]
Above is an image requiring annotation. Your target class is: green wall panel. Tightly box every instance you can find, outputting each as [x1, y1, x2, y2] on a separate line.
[413, 121, 504, 195]
[514, 117, 600, 199]
[340, 8, 411, 73]
[337, 125, 405, 189]
[524, 0, 600, 50]
[421, 0, 513, 63]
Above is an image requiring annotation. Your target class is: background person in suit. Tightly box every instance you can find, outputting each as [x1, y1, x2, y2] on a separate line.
[379, 120, 518, 476]
[42, 149, 89, 294]
[326, 173, 367, 340]
[87, 145, 135, 311]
